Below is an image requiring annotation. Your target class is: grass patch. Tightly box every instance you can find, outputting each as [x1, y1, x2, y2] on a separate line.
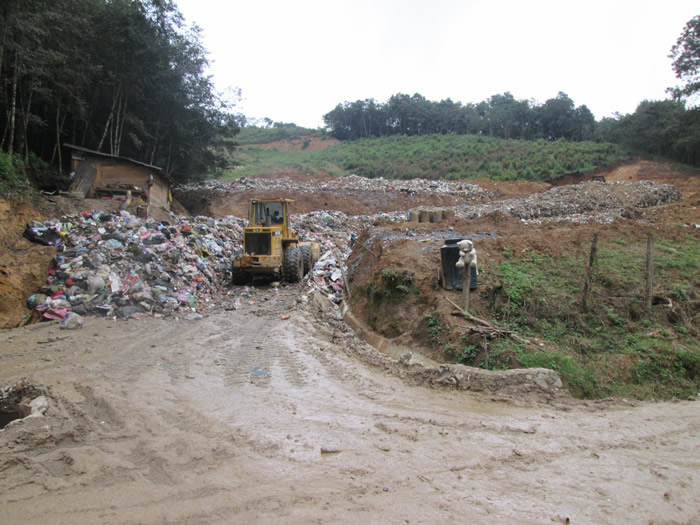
[316, 135, 631, 181]
[479, 235, 700, 400]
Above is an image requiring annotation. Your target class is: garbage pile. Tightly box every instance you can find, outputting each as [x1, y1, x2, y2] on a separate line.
[176, 174, 495, 201]
[307, 248, 349, 306]
[455, 181, 682, 224]
[292, 209, 406, 243]
[291, 210, 388, 309]
[23, 210, 245, 322]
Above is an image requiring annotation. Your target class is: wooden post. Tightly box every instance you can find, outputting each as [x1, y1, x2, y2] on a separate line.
[645, 233, 654, 310]
[581, 232, 598, 310]
[462, 268, 470, 311]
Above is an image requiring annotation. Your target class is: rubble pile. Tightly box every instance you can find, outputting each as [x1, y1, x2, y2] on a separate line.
[292, 209, 406, 244]
[455, 181, 682, 224]
[291, 210, 405, 307]
[308, 248, 349, 306]
[23, 210, 245, 322]
[176, 174, 495, 201]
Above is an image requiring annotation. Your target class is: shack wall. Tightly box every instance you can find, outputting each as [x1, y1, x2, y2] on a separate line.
[87, 157, 170, 210]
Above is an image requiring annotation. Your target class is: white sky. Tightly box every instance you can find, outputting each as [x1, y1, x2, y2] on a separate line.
[175, 0, 698, 128]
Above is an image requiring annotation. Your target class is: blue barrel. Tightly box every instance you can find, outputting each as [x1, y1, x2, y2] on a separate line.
[440, 238, 477, 290]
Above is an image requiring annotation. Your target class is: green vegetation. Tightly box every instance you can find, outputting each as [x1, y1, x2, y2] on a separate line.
[443, 343, 479, 365]
[0, 152, 30, 196]
[375, 268, 419, 301]
[228, 146, 340, 179]
[220, 133, 631, 182]
[236, 124, 324, 145]
[426, 310, 444, 341]
[480, 235, 699, 399]
[319, 135, 629, 181]
[324, 91, 596, 141]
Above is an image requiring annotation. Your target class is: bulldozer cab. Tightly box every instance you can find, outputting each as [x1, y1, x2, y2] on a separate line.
[248, 199, 291, 228]
[250, 200, 286, 227]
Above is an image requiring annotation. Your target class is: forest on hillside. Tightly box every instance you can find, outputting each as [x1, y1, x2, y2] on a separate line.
[323, 93, 699, 167]
[0, 0, 239, 184]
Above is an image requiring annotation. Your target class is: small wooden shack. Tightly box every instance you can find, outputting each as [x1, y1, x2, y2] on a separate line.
[64, 144, 171, 212]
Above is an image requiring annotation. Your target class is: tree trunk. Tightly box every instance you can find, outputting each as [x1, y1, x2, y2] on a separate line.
[149, 119, 160, 165]
[21, 86, 34, 164]
[51, 101, 67, 172]
[8, 48, 18, 155]
[97, 85, 121, 152]
[114, 97, 127, 156]
[581, 232, 598, 310]
[645, 234, 654, 310]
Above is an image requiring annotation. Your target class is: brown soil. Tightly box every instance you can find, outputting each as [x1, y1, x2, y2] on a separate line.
[0, 199, 56, 329]
[244, 135, 340, 152]
[200, 186, 470, 218]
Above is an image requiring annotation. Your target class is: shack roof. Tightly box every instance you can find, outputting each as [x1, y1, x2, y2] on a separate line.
[64, 143, 172, 183]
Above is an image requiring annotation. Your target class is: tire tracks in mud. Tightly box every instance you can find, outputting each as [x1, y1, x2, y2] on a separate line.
[1, 286, 699, 524]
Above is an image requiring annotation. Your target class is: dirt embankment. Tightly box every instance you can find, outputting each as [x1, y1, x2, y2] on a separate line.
[242, 135, 340, 152]
[0, 199, 56, 329]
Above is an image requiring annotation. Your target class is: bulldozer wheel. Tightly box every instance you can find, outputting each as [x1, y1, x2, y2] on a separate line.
[231, 268, 250, 286]
[300, 244, 313, 275]
[283, 246, 303, 283]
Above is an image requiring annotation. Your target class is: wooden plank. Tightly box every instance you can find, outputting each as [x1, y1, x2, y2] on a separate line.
[72, 159, 97, 197]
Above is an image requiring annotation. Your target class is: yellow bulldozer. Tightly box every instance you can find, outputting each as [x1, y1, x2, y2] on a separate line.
[231, 198, 319, 284]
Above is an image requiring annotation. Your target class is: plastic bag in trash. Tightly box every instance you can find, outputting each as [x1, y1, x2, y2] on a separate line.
[60, 312, 84, 330]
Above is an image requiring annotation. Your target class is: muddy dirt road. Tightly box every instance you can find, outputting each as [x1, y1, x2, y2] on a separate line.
[1, 285, 698, 524]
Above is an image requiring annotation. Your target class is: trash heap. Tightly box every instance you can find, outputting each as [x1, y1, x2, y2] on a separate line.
[292, 209, 412, 307]
[455, 180, 682, 224]
[23, 210, 245, 323]
[175, 174, 495, 202]
[307, 248, 350, 306]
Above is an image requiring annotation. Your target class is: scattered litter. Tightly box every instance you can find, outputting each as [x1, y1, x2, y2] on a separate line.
[60, 312, 84, 330]
[250, 366, 268, 377]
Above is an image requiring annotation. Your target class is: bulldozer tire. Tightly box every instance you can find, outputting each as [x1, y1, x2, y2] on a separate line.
[283, 246, 303, 283]
[300, 244, 313, 275]
[231, 268, 250, 286]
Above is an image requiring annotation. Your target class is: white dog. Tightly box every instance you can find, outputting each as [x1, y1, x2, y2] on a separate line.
[456, 239, 478, 275]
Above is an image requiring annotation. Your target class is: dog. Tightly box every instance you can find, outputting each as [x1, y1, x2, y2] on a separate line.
[456, 239, 477, 275]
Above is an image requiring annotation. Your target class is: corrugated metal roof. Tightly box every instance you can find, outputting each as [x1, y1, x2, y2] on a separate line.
[64, 143, 166, 175]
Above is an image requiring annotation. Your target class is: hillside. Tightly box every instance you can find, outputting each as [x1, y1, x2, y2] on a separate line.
[221, 132, 633, 181]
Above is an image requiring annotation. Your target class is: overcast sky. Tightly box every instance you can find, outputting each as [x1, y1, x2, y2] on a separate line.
[174, 0, 698, 128]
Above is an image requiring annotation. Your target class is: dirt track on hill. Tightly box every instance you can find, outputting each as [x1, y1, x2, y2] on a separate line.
[1, 286, 698, 524]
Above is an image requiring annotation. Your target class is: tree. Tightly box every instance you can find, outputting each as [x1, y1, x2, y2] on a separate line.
[669, 15, 700, 102]
[0, 0, 239, 182]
